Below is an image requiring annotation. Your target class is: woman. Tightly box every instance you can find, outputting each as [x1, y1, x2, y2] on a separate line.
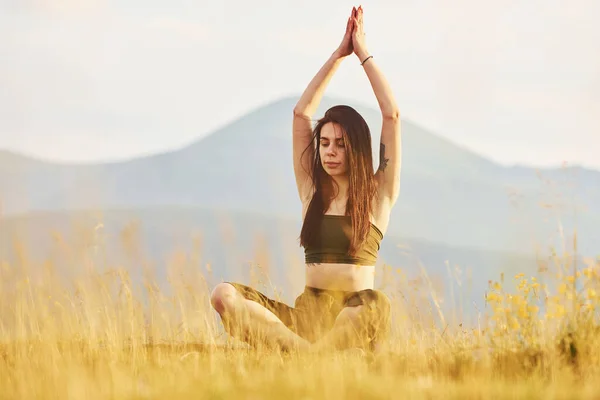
[210, 5, 401, 353]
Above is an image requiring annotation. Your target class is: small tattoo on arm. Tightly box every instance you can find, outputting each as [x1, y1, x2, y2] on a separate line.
[378, 143, 389, 172]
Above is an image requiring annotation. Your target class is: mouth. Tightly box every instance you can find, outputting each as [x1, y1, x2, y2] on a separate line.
[324, 162, 341, 168]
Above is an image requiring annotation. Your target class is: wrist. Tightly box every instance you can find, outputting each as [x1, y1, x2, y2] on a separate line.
[356, 50, 370, 62]
[332, 50, 348, 60]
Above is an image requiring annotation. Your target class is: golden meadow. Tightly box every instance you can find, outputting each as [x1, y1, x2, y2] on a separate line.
[0, 214, 599, 399]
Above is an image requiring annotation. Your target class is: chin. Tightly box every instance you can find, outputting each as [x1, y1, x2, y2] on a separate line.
[326, 170, 348, 177]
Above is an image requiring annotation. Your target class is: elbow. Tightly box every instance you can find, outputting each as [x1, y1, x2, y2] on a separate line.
[293, 107, 312, 120]
[382, 108, 400, 121]
[388, 183, 401, 205]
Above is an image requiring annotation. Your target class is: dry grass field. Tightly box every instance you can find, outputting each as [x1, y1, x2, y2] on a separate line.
[1, 223, 599, 399]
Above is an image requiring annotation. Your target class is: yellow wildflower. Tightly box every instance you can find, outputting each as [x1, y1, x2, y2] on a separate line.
[558, 283, 568, 294]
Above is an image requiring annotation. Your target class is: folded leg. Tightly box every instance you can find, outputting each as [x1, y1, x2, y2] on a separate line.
[210, 282, 310, 352]
[309, 289, 391, 353]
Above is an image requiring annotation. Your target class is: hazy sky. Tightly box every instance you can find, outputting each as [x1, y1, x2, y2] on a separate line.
[1, 0, 599, 169]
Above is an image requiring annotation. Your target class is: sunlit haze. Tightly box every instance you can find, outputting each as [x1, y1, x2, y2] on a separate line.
[1, 0, 598, 169]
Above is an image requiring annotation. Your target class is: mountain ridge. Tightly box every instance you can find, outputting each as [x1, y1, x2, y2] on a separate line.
[1, 95, 597, 256]
[1, 95, 598, 174]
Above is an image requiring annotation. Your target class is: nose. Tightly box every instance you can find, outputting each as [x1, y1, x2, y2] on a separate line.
[326, 142, 336, 155]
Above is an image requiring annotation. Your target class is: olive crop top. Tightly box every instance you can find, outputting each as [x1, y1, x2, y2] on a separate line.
[303, 215, 383, 265]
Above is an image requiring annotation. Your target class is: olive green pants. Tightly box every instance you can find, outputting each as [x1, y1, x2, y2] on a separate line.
[225, 282, 391, 349]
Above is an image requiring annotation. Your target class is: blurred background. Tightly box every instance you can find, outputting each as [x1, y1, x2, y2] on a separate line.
[1, 0, 598, 321]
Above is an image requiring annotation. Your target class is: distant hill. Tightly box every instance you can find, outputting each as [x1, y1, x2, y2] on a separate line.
[0, 207, 540, 320]
[1, 95, 598, 255]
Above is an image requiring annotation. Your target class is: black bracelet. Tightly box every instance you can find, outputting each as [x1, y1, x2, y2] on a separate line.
[361, 55, 373, 65]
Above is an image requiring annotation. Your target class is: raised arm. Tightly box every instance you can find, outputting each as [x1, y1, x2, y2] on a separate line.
[352, 6, 402, 206]
[293, 8, 357, 204]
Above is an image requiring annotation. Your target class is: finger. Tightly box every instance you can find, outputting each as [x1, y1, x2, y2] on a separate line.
[352, 18, 361, 35]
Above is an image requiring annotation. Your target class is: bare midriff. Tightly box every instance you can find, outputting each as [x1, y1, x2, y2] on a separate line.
[305, 262, 375, 292]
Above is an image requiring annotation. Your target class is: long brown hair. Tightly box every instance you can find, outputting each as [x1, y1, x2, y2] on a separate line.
[299, 105, 377, 255]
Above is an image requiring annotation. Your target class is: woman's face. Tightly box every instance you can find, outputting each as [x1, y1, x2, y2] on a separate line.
[319, 122, 348, 177]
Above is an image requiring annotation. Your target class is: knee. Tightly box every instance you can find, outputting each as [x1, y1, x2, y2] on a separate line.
[343, 289, 392, 329]
[371, 290, 391, 316]
[341, 290, 392, 346]
[210, 283, 239, 315]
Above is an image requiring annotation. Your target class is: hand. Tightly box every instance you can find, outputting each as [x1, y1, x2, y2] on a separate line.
[334, 7, 357, 58]
[352, 5, 369, 61]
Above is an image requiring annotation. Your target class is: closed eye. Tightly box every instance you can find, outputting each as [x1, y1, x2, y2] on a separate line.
[319, 139, 344, 148]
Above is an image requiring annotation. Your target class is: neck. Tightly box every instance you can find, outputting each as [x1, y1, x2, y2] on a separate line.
[330, 175, 349, 199]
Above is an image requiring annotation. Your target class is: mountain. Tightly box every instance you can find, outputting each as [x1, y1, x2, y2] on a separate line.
[0, 95, 598, 255]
